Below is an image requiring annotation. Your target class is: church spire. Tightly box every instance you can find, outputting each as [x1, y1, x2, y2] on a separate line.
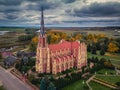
[40, 7, 45, 36]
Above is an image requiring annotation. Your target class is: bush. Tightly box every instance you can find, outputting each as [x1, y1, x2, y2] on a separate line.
[31, 67, 35, 72]
[37, 73, 44, 77]
[116, 82, 120, 86]
[31, 78, 41, 85]
[28, 74, 35, 82]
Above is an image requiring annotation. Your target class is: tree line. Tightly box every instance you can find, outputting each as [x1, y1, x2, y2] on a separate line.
[30, 31, 120, 53]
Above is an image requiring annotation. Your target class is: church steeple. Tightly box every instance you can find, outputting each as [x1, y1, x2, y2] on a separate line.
[40, 7, 45, 36]
[38, 7, 47, 48]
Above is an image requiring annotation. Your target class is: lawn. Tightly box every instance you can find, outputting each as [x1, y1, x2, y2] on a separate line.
[87, 51, 120, 68]
[87, 51, 110, 60]
[89, 81, 111, 90]
[96, 69, 116, 75]
[61, 80, 87, 90]
[96, 76, 120, 85]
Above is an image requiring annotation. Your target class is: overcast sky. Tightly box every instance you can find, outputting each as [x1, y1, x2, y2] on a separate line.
[0, 0, 120, 27]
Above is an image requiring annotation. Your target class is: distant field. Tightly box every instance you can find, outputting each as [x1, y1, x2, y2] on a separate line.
[0, 28, 26, 48]
[0, 27, 25, 32]
[83, 30, 120, 38]
[51, 29, 120, 38]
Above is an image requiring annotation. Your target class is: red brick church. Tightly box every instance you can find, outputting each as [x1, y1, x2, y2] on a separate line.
[36, 9, 87, 74]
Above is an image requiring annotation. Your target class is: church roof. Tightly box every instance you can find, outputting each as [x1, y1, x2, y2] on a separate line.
[48, 40, 80, 52]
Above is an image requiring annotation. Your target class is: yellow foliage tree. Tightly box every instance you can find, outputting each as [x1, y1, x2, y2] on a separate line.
[60, 32, 67, 40]
[74, 34, 82, 40]
[32, 36, 38, 44]
[50, 34, 60, 44]
[104, 61, 112, 67]
[98, 34, 106, 38]
[69, 37, 75, 41]
[107, 42, 119, 53]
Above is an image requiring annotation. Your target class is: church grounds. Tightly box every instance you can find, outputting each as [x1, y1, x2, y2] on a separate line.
[88, 51, 120, 68]
[0, 28, 120, 90]
[95, 76, 120, 85]
[62, 80, 111, 90]
[61, 69, 120, 90]
[89, 81, 111, 90]
[11, 50, 120, 90]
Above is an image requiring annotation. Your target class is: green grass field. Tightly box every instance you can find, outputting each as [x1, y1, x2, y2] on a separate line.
[0, 31, 29, 48]
[61, 80, 87, 90]
[96, 76, 120, 85]
[89, 81, 111, 90]
[96, 69, 116, 75]
[0, 27, 25, 32]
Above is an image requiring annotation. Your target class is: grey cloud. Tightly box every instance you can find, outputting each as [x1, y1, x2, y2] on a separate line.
[61, 0, 76, 3]
[67, 2, 120, 17]
[0, 0, 120, 26]
[0, 0, 60, 22]
[46, 16, 58, 19]
[5, 14, 18, 20]
[26, 1, 59, 11]
[0, 0, 23, 6]
[63, 19, 120, 23]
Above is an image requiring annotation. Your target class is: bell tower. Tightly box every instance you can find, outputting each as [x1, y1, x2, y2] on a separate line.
[39, 7, 47, 48]
[36, 8, 50, 73]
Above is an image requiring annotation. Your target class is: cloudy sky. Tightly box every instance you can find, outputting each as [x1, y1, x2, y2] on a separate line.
[0, 0, 120, 27]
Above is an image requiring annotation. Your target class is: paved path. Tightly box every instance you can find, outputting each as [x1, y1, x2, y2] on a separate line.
[0, 66, 32, 90]
[92, 78, 117, 89]
[86, 75, 95, 90]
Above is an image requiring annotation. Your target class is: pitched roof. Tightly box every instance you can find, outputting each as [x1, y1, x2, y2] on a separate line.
[4, 55, 17, 64]
[48, 40, 80, 52]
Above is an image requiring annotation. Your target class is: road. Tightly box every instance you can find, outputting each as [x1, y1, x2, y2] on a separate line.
[0, 66, 32, 90]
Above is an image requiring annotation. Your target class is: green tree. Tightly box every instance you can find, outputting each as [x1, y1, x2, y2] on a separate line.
[95, 57, 99, 63]
[40, 77, 49, 90]
[116, 82, 120, 86]
[96, 42, 101, 50]
[100, 49, 105, 55]
[47, 82, 56, 90]
[87, 44, 91, 52]
[91, 46, 97, 54]
[29, 42, 36, 52]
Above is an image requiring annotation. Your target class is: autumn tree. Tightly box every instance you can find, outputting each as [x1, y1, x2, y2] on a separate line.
[29, 36, 38, 52]
[74, 34, 82, 40]
[107, 42, 119, 53]
[32, 36, 38, 44]
[98, 34, 106, 38]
